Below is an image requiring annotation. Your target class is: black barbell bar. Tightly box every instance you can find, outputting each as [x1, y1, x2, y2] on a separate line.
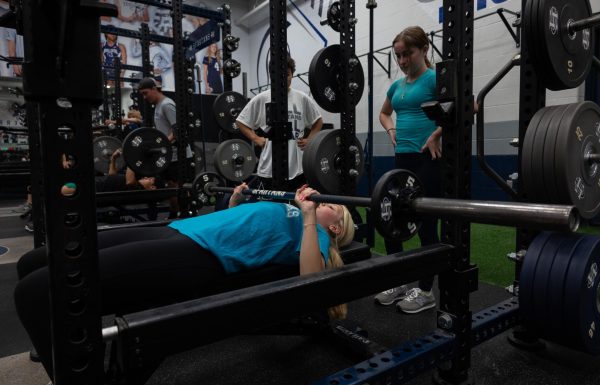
[568, 12, 600, 33]
[203, 184, 578, 233]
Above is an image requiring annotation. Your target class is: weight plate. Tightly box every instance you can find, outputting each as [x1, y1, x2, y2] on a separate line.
[93, 136, 124, 175]
[308, 45, 364, 113]
[562, 234, 600, 354]
[554, 102, 600, 219]
[214, 139, 257, 182]
[192, 171, 225, 207]
[193, 143, 204, 172]
[327, 1, 341, 32]
[213, 91, 247, 134]
[545, 234, 585, 344]
[371, 169, 423, 241]
[122, 127, 172, 177]
[302, 129, 364, 195]
[531, 232, 570, 338]
[531, 0, 593, 90]
[522, 106, 553, 201]
[519, 231, 553, 327]
[223, 58, 241, 78]
[522, 106, 551, 201]
[541, 104, 570, 204]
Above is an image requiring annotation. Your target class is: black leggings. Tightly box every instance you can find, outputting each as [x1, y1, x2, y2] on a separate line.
[385, 152, 441, 292]
[14, 227, 225, 378]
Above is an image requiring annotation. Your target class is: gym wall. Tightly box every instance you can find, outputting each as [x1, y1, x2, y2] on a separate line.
[233, 0, 596, 200]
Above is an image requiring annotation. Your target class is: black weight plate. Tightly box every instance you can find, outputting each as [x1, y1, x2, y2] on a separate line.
[540, 105, 569, 203]
[544, 234, 585, 344]
[308, 45, 364, 113]
[371, 169, 423, 241]
[521, 106, 550, 201]
[525, 106, 553, 201]
[530, 232, 565, 336]
[535, 233, 579, 339]
[524, 0, 543, 81]
[327, 1, 341, 32]
[122, 127, 172, 177]
[193, 143, 204, 172]
[554, 102, 600, 219]
[562, 234, 600, 354]
[223, 58, 241, 78]
[535, 0, 593, 90]
[302, 129, 364, 195]
[93, 136, 124, 175]
[192, 171, 225, 207]
[213, 91, 247, 134]
[519, 231, 552, 326]
[214, 139, 257, 182]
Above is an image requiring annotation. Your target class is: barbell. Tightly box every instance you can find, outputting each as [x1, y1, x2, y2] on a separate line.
[192, 169, 579, 241]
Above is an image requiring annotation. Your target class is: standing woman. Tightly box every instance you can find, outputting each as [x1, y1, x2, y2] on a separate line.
[374, 26, 441, 314]
[203, 43, 223, 94]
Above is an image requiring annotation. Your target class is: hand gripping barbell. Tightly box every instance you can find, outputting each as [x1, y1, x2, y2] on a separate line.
[192, 169, 579, 240]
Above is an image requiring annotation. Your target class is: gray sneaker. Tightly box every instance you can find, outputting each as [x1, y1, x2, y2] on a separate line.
[397, 288, 436, 314]
[12, 202, 31, 213]
[374, 285, 408, 306]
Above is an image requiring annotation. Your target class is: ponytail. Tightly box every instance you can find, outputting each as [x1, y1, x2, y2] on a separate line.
[326, 206, 355, 320]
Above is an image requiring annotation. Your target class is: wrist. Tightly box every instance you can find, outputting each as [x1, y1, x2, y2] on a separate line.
[385, 127, 396, 133]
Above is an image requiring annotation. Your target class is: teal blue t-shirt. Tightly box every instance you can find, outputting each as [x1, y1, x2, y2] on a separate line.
[168, 201, 331, 274]
[387, 68, 437, 153]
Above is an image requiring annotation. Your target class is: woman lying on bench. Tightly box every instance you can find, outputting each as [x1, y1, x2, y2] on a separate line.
[14, 184, 355, 379]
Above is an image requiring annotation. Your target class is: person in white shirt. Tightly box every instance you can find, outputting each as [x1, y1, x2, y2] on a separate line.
[237, 56, 323, 191]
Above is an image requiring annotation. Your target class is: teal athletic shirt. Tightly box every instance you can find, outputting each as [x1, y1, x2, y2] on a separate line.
[387, 68, 437, 153]
[168, 201, 331, 274]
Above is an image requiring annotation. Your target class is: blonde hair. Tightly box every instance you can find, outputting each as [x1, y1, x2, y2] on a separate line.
[392, 26, 434, 69]
[326, 205, 355, 320]
[128, 110, 141, 120]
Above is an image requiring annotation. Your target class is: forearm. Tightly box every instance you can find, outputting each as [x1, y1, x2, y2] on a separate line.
[430, 126, 442, 139]
[306, 118, 323, 140]
[108, 160, 118, 175]
[237, 121, 261, 145]
[299, 212, 323, 275]
[379, 112, 395, 131]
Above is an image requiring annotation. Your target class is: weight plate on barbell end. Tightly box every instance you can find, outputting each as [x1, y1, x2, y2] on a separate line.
[192, 171, 225, 207]
[371, 169, 423, 241]
[519, 231, 552, 327]
[327, 1, 341, 32]
[93, 136, 125, 175]
[213, 91, 247, 134]
[528, 0, 594, 91]
[302, 130, 364, 195]
[214, 139, 257, 182]
[308, 45, 364, 113]
[554, 102, 600, 219]
[122, 127, 172, 177]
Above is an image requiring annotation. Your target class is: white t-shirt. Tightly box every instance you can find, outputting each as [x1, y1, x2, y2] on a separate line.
[236, 88, 321, 179]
